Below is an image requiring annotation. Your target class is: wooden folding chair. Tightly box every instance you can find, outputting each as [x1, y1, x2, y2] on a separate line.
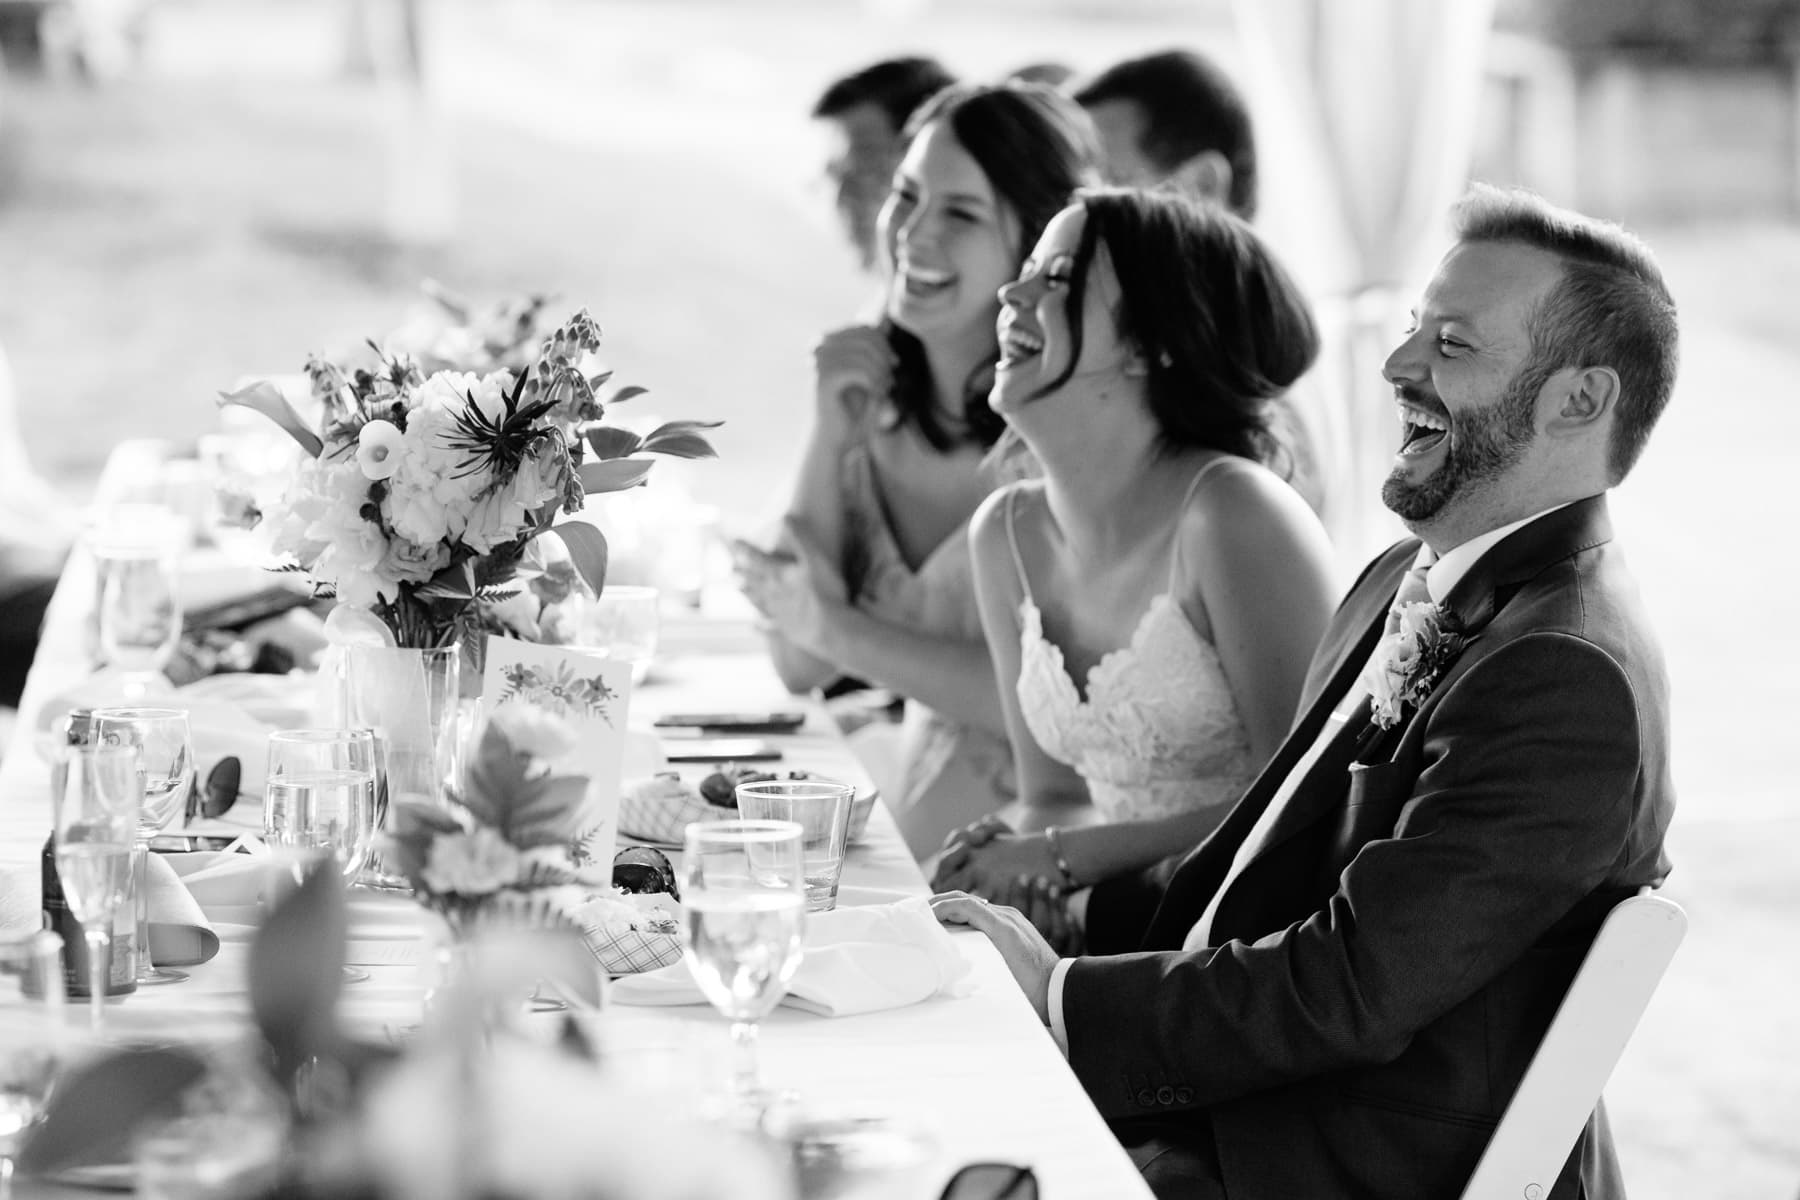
[1460, 886, 1687, 1200]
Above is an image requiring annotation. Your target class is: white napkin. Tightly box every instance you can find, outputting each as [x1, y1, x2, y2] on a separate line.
[609, 897, 972, 1017]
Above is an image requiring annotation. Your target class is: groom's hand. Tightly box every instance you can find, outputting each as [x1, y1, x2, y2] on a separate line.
[931, 891, 1060, 1025]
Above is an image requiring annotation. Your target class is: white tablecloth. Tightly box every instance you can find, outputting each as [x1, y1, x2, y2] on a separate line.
[0, 548, 1152, 1198]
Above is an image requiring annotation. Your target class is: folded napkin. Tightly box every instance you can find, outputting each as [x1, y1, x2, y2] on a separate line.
[146, 849, 272, 963]
[0, 849, 264, 967]
[609, 897, 972, 1017]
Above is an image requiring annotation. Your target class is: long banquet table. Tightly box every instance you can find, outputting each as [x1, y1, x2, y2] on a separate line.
[0, 531, 1154, 1198]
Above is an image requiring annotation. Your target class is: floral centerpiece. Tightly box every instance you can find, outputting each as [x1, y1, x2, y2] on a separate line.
[221, 302, 719, 649]
[377, 703, 681, 974]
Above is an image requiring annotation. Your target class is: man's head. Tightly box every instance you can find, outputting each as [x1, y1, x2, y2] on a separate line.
[1072, 50, 1256, 218]
[1381, 185, 1680, 548]
[813, 56, 957, 269]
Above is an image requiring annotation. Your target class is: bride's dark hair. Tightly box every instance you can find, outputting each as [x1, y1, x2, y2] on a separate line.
[1041, 188, 1319, 470]
[881, 82, 1098, 452]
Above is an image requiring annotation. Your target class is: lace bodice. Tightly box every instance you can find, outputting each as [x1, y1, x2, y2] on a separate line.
[1007, 468, 1258, 824]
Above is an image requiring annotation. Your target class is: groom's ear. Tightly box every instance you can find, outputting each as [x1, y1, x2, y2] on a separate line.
[1541, 365, 1619, 437]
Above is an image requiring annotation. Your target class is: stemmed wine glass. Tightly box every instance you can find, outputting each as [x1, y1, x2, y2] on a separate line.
[89, 505, 184, 699]
[0, 931, 66, 1200]
[264, 729, 379, 983]
[51, 742, 144, 1032]
[680, 819, 806, 1126]
[92, 707, 193, 986]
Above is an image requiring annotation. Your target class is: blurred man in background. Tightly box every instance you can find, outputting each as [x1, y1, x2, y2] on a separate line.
[1073, 49, 1324, 514]
[1073, 49, 1257, 215]
[812, 55, 956, 270]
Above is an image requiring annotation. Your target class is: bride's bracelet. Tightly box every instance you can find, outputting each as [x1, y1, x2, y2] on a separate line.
[1044, 826, 1079, 890]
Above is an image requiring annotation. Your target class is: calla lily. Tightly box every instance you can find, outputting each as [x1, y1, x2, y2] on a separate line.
[217, 380, 323, 458]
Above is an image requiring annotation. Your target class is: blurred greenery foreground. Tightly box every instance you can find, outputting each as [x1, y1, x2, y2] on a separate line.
[18, 840, 785, 1198]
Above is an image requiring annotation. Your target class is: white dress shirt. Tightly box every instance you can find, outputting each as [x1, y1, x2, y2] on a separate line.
[1044, 502, 1578, 1052]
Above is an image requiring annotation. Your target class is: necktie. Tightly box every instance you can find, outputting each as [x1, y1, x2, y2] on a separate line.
[1184, 549, 1437, 951]
[1386, 555, 1436, 633]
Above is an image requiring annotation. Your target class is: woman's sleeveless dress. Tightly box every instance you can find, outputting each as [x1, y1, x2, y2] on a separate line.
[1006, 460, 1258, 824]
[838, 427, 1015, 860]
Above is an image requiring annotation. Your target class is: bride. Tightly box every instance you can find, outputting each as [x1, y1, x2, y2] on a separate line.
[931, 189, 1336, 949]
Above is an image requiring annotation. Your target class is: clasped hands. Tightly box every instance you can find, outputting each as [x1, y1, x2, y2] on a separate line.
[930, 814, 1080, 955]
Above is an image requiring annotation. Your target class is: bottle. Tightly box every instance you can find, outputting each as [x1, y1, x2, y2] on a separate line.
[42, 836, 139, 998]
[45, 707, 139, 996]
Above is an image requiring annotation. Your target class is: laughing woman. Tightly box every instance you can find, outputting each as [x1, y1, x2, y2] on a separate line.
[930, 189, 1336, 949]
[737, 84, 1099, 858]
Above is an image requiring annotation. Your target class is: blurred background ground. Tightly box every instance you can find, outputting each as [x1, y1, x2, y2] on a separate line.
[0, 1, 1796, 1196]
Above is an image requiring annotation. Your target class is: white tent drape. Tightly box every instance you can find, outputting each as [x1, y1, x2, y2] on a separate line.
[1230, 0, 1498, 573]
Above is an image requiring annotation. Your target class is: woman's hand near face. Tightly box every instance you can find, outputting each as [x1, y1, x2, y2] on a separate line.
[813, 325, 896, 420]
[738, 518, 850, 660]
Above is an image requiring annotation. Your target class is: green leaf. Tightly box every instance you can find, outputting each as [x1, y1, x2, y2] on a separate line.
[416, 560, 478, 601]
[641, 419, 724, 460]
[545, 521, 608, 597]
[578, 458, 655, 494]
[460, 722, 531, 829]
[248, 860, 347, 1090]
[16, 1046, 209, 1174]
[505, 772, 594, 847]
[217, 381, 324, 458]
[584, 426, 644, 460]
[608, 384, 648, 404]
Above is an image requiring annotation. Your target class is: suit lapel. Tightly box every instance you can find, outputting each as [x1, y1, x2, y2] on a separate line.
[1238, 497, 1619, 869]
[1143, 544, 1414, 946]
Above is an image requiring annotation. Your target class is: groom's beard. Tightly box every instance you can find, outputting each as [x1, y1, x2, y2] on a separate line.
[1382, 367, 1541, 523]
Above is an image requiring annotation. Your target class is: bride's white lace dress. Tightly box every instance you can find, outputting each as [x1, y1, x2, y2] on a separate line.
[1006, 463, 1258, 823]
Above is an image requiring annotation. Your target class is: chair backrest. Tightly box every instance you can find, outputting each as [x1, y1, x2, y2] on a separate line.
[1460, 886, 1687, 1200]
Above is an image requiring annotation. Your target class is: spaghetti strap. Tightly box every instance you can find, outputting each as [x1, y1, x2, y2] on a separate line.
[1003, 485, 1037, 605]
[1167, 456, 1236, 592]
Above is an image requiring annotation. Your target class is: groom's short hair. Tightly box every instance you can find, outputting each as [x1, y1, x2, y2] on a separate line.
[1452, 185, 1679, 483]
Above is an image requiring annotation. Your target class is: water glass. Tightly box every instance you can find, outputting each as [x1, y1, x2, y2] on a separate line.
[681, 819, 806, 1126]
[52, 743, 144, 1031]
[86, 504, 185, 695]
[92, 707, 194, 986]
[586, 585, 661, 685]
[0, 932, 66, 1200]
[264, 729, 380, 881]
[735, 780, 855, 912]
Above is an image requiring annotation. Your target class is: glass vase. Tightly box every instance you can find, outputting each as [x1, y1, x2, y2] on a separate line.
[341, 643, 462, 891]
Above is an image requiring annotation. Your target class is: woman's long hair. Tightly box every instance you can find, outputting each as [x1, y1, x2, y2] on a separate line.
[882, 82, 1098, 452]
[1038, 188, 1319, 469]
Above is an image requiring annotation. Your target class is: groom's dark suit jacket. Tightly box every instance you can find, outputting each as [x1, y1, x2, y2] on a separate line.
[1071, 496, 1674, 1199]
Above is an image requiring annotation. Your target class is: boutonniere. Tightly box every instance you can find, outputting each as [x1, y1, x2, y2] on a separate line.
[1363, 602, 1467, 730]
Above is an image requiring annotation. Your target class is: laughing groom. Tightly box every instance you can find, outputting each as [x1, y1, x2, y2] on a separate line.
[934, 185, 1679, 1200]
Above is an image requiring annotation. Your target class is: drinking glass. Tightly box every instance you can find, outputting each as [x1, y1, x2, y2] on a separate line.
[264, 729, 380, 882]
[585, 585, 661, 685]
[88, 504, 185, 698]
[681, 819, 806, 1125]
[735, 780, 855, 912]
[0, 931, 66, 1200]
[52, 743, 144, 1031]
[92, 707, 194, 986]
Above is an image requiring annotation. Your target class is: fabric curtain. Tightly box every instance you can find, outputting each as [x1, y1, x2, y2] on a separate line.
[1231, 0, 1498, 574]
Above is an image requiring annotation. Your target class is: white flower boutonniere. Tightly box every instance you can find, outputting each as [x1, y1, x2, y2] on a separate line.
[1363, 602, 1467, 730]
